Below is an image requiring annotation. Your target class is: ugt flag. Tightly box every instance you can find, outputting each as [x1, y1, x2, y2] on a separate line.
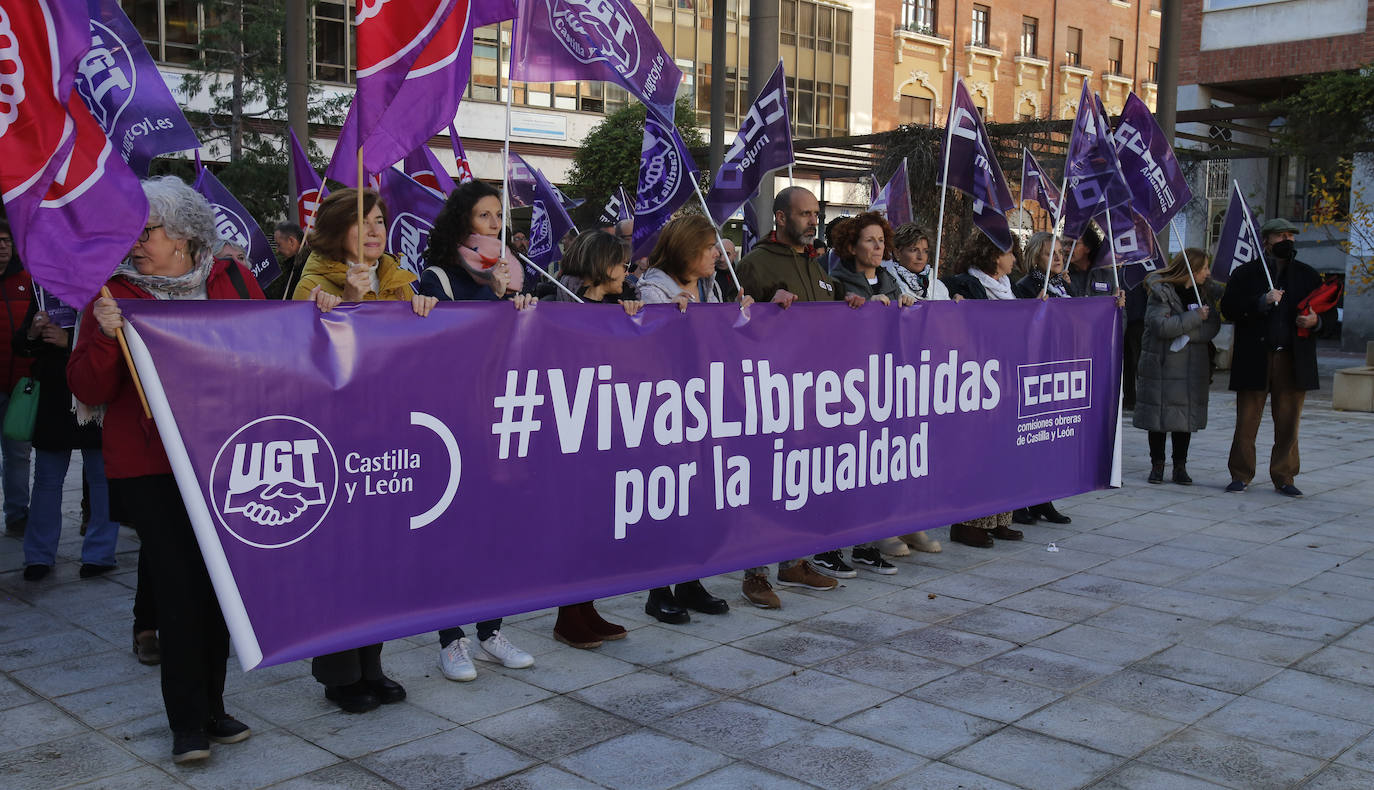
[378, 167, 446, 281]
[632, 113, 700, 257]
[512, 0, 681, 122]
[872, 158, 914, 229]
[0, 0, 149, 310]
[1113, 93, 1193, 233]
[448, 125, 475, 184]
[80, 0, 200, 176]
[1092, 203, 1164, 290]
[194, 166, 281, 288]
[705, 61, 793, 226]
[403, 145, 457, 196]
[598, 185, 633, 227]
[1061, 81, 1132, 239]
[939, 76, 1016, 251]
[288, 129, 325, 233]
[1211, 183, 1263, 284]
[507, 152, 578, 268]
[1021, 147, 1061, 224]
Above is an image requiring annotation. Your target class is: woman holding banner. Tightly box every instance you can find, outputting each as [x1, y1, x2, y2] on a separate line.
[291, 188, 432, 712]
[1134, 249, 1222, 485]
[418, 181, 537, 682]
[68, 176, 261, 763]
[885, 223, 952, 303]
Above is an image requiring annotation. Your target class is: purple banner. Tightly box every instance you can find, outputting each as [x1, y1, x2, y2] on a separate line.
[1212, 183, 1261, 284]
[507, 152, 579, 268]
[873, 158, 914, 229]
[378, 168, 446, 282]
[1113, 93, 1193, 233]
[1062, 81, 1133, 239]
[402, 145, 457, 196]
[512, 0, 682, 123]
[78, 0, 200, 176]
[1021, 147, 1061, 223]
[598, 185, 633, 227]
[120, 297, 1122, 669]
[447, 125, 476, 184]
[36, 285, 79, 329]
[1092, 204, 1166, 290]
[705, 61, 793, 226]
[194, 166, 281, 287]
[288, 129, 326, 233]
[940, 77, 1015, 250]
[633, 114, 700, 257]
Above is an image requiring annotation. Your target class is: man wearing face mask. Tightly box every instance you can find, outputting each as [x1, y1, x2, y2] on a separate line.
[1220, 218, 1331, 497]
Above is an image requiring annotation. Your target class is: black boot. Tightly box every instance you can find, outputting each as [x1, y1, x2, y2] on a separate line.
[1012, 508, 1037, 525]
[1172, 462, 1193, 485]
[1148, 463, 1165, 484]
[1029, 502, 1071, 524]
[674, 580, 729, 615]
[644, 587, 690, 624]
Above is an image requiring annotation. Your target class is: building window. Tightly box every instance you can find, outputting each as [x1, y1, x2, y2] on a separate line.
[781, 0, 796, 44]
[1020, 17, 1037, 56]
[1147, 46, 1159, 82]
[900, 94, 933, 125]
[901, 0, 936, 34]
[314, 0, 350, 83]
[836, 9, 851, 54]
[1108, 37, 1123, 75]
[971, 5, 990, 47]
[1066, 26, 1082, 66]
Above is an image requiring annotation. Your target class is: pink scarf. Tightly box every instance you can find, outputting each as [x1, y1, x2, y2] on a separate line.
[457, 234, 522, 294]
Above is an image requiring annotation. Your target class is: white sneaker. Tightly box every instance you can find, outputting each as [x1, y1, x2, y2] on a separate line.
[439, 637, 477, 681]
[877, 537, 910, 557]
[902, 531, 943, 553]
[477, 631, 534, 669]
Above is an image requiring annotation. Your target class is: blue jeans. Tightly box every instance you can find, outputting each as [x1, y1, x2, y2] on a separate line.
[24, 448, 118, 567]
[0, 392, 32, 524]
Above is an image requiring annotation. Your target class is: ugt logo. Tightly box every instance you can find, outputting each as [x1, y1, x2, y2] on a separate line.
[210, 416, 338, 549]
[390, 212, 433, 266]
[529, 201, 552, 258]
[548, 0, 640, 75]
[638, 131, 681, 212]
[210, 202, 253, 253]
[74, 20, 134, 131]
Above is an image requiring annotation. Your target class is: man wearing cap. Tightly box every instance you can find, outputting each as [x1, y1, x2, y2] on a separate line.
[1219, 218, 1332, 497]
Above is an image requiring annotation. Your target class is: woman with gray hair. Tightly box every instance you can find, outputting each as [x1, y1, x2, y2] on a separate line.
[69, 175, 263, 764]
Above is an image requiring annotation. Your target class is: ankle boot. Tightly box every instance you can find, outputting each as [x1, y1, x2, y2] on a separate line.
[1012, 508, 1037, 525]
[1029, 502, 1071, 524]
[579, 601, 626, 640]
[644, 587, 690, 624]
[553, 605, 602, 649]
[1172, 462, 1193, 485]
[950, 522, 994, 548]
[674, 580, 729, 614]
[1148, 463, 1165, 484]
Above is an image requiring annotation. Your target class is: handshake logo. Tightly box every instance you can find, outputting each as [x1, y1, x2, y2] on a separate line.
[211, 417, 338, 549]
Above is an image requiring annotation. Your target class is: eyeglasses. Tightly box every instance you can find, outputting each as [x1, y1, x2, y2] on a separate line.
[138, 224, 163, 243]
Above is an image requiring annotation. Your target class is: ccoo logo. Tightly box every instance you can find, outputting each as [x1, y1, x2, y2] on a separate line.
[210, 416, 339, 549]
[1016, 359, 1093, 419]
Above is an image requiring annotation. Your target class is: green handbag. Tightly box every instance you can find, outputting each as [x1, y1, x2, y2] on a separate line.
[3, 377, 40, 442]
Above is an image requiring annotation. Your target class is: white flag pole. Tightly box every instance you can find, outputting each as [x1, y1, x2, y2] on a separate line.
[1104, 206, 1120, 294]
[1234, 179, 1277, 292]
[931, 78, 961, 285]
[501, 34, 515, 257]
[1169, 219, 1203, 305]
[516, 252, 583, 302]
[1043, 179, 1069, 298]
[693, 177, 743, 296]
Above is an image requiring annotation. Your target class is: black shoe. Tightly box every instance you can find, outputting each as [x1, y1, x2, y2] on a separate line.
[991, 525, 1024, 541]
[1225, 480, 1247, 493]
[644, 586, 690, 624]
[1012, 508, 1037, 525]
[950, 523, 994, 548]
[79, 563, 115, 579]
[811, 551, 858, 578]
[365, 676, 406, 704]
[674, 580, 729, 615]
[1030, 503, 1071, 524]
[325, 681, 380, 713]
[851, 547, 898, 575]
[172, 732, 211, 764]
[206, 716, 251, 744]
[1148, 463, 1165, 484]
[1275, 484, 1304, 498]
[1172, 464, 1193, 486]
[22, 564, 50, 582]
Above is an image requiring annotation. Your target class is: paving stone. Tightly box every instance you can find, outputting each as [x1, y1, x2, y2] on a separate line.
[269, 763, 399, 790]
[1048, 573, 1162, 604]
[9, 646, 150, 698]
[976, 646, 1121, 692]
[1303, 763, 1374, 790]
[860, 587, 983, 624]
[1133, 645, 1283, 694]
[741, 668, 895, 724]
[1179, 622, 1324, 668]
[906, 669, 1063, 723]
[466, 696, 636, 761]
[749, 727, 927, 788]
[887, 625, 1018, 666]
[1030, 624, 1167, 665]
[651, 698, 821, 757]
[120, 720, 339, 790]
[0, 672, 39, 710]
[1052, 533, 1151, 558]
[878, 761, 1021, 790]
[1, 699, 89, 751]
[814, 645, 958, 693]
[1088, 762, 1231, 789]
[495, 641, 637, 694]
[554, 730, 730, 790]
[1334, 623, 1374, 655]
[1093, 556, 1195, 585]
[941, 606, 1071, 645]
[1137, 728, 1323, 790]
[0, 629, 114, 672]
[1080, 670, 1236, 723]
[734, 624, 863, 667]
[1249, 669, 1374, 726]
[800, 606, 924, 644]
[997, 588, 1118, 622]
[570, 669, 720, 724]
[1127, 544, 1232, 571]
[660, 645, 797, 693]
[917, 569, 1045, 604]
[1303, 571, 1374, 601]
[292, 702, 455, 760]
[835, 696, 1002, 758]
[1018, 695, 1182, 757]
[1226, 603, 1357, 643]
[60, 765, 188, 789]
[1195, 695, 1370, 760]
[360, 728, 534, 790]
[1083, 603, 1208, 642]
[946, 727, 1123, 790]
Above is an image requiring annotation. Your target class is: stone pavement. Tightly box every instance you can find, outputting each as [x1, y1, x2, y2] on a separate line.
[3, 373, 1374, 789]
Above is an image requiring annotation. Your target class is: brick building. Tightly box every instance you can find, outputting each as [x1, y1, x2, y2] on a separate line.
[872, 0, 1161, 131]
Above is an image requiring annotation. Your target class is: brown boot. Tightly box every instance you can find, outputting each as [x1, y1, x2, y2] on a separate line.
[950, 522, 994, 548]
[579, 601, 626, 641]
[554, 604, 603, 649]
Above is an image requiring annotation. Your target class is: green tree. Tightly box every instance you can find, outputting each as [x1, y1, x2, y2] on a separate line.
[1271, 66, 1374, 169]
[565, 98, 705, 227]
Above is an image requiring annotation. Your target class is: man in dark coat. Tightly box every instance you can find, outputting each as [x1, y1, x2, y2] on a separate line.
[265, 222, 304, 300]
[1220, 218, 1332, 497]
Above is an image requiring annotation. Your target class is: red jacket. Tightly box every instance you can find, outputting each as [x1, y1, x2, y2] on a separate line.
[1, 260, 34, 390]
[68, 260, 264, 479]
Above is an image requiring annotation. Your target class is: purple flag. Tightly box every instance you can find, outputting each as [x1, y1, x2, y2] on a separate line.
[0, 0, 149, 310]
[873, 159, 914, 229]
[1061, 81, 1133, 239]
[507, 152, 579, 268]
[868, 174, 886, 214]
[403, 145, 457, 196]
[472, 0, 518, 27]
[327, 0, 471, 183]
[447, 125, 476, 184]
[742, 200, 761, 254]
[632, 114, 700, 257]
[1091, 204, 1164, 289]
[1021, 148, 1061, 223]
[549, 180, 585, 212]
[288, 129, 326, 233]
[194, 166, 281, 288]
[78, 0, 200, 176]
[939, 77, 1016, 250]
[704, 61, 793, 226]
[1211, 183, 1262, 284]
[378, 167, 447, 282]
[598, 185, 633, 227]
[512, 0, 682, 122]
[1112, 93, 1193, 233]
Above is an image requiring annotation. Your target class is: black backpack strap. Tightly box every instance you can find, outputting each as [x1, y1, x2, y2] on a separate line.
[223, 260, 251, 300]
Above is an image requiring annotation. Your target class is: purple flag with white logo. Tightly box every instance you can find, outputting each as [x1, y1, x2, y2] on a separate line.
[874, 159, 914, 229]
[742, 200, 761, 255]
[598, 185, 633, 227]
[705, 61, 793, 226]
[1211, 183, 1262, 284]
[939, 77, 1016, 250]
[550, 180, 585, 212]
[378, 167, 446, 282]
[1061, 81, 1133, 239]
[79, 0, 200, 176]
[507, 152, 579, 268]
[194, 166, 280, 288]
[511, 0, 682, 122]
[1021, 148, 1061, 223]
[448, 125, 476, 184]
[403, 145, 457, 196]
[1112, 93, 1193, 233]
[632, 114, 700, 257]
[868, 173, 887, 214]
[288, 129, 326, 234]
[1091, 203, 1164, 289]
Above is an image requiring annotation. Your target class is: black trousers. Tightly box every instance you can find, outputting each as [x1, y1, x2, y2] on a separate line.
[1148, 431, 1192, 464]
[111, 475, 228, 735]
[312, 643, 385, 686]
[133, 547, 156, 633]
[1123, 321, 1144, 408]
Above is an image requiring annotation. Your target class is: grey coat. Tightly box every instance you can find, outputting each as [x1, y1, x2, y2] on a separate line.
[1132, 277, 1223, 433]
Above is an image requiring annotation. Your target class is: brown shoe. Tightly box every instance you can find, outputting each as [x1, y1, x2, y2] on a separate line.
[579, 601, 626, 641]
[741, 575, 781, 608]
[991, 525, 1024, 541]
[950, 523, 994, 548]
[776, 561, 838, 590]
[133, 629, 161, 665]
[553, 604, 603, 649]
